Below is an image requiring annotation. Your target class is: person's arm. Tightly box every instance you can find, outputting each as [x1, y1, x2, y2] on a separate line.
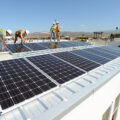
[20, 34, 24, 43]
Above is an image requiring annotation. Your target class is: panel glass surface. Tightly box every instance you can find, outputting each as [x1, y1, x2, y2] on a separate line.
[25, 43, 47, 50]
[72, 50, 110, 64]
[53, 52, 100, 71]
[83, 48, 117, 59]
[7, 44, 31, 53]
[28, 54, 85, 84]
[0, 59, 56, 109]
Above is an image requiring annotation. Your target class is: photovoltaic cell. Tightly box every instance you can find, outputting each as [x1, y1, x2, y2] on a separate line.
[7, 44, 31, 53]
[72, 50, 110, 64]
[28, 54, 85, 84]
[0, 59, 56, 110]
[25, 43, 47, 50]
[83, 48, 118, 59]
[53, 52, 100, 72]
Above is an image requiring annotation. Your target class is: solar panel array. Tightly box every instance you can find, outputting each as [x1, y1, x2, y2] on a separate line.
[7, 41, 90, 53]
[1, 44, 120, 110]
[0, 59, 56, 109]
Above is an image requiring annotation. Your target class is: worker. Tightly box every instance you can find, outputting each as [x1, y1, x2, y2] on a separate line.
[0, 29, 12, 52]
[56, 21, 61, 42]
[50, 23, 56, 42]
[14, 30, 30, 44]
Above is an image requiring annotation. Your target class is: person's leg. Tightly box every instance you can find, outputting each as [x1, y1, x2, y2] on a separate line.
[56, 32, 58, 42]
[50, 32, 53, 42]
[58, 32, 60, 42]
[53, 32, 56, 42]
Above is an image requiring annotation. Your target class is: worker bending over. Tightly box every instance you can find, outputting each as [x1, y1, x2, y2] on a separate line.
[56, 21, 61, 42]
[14, 30, 29, 44]
[0, 29, 12, 52]
[50, 23, 56, 42]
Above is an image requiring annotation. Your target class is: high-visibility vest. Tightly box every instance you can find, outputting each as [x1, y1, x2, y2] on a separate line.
[51, 26, 56, 33]
[16, 30, 25, 36]
[0, 29, 6, 39]
[56, 24, 60, 32]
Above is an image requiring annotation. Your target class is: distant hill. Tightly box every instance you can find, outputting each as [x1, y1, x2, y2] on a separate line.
[28, 30, 119, 37]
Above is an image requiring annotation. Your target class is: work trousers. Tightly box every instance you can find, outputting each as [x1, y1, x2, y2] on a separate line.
[56, 32, 60, 42]
[50, 32, 56, 42]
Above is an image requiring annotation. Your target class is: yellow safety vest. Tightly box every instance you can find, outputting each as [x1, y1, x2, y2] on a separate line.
[0, 29, 6, 39]
[51, 26, 56, 33]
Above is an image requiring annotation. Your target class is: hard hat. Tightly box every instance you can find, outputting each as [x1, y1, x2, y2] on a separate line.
[6, 29, 12, 35]
[56, 21, 59, 24]
[25, 30, 30, 35]
[53, 22, 55, 25]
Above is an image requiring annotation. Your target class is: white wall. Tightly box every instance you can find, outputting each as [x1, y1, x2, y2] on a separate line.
[61, 72, 120, 120]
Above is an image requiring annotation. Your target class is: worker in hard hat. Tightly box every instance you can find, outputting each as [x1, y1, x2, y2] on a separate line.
[56, 21, 61, 42]
[50, 23, 56, 42]
[0, 29, 12, 52]
[14, 30, 30, 44]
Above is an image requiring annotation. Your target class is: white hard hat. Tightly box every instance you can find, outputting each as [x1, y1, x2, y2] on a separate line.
[56, 21, 59, 23]
[53, 22, 55, 25]
[6, 29, 12, 35]
[25, 30, 30, 35]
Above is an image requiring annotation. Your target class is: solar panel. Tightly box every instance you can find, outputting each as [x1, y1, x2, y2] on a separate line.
[7, 44, 31, 53]
[106, 46, 120, 52]
[39, 42, 51, 48]
[25, 43, 47, 50]
[68, 41, 90, 46]
[40, 41, 89, 49]
[72, 50, 110, 64]
[83, 48, 118, 60]
[100, 46, 120, 56]
[92, 47, 120, 57]
[27, 54, 85, 84]
[61, 41, 81, 47]
[53, 52, 100, 72]
[57, 42, 70, 48]
[0, 58, 56, 110]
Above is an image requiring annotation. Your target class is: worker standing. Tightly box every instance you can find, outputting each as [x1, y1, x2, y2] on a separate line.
[0, 29, 12, 52]
[56, 21, 61, 42]
[14, 30, 30, 44]
[50, 23, 56, 42]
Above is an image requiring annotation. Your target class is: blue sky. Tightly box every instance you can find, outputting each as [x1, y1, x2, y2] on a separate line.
[1, 0, 120, 32]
